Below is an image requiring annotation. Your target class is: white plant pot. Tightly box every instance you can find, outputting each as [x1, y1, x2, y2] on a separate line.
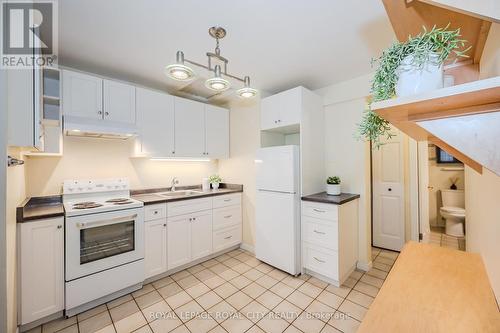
[395, 53, 443, 97]
[326, 184, 341, 196]
[211, 182, 220, 190]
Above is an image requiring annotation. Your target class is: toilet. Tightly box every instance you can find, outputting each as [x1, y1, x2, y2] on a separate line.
[440, 189, 465, 237]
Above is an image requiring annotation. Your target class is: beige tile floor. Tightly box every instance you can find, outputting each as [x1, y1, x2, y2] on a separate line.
[28, 247, 398, 333]
[425, 226, 465, 251]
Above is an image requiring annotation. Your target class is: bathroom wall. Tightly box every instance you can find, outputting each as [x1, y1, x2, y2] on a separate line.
[427, 144, 464, 227]
[25, 136, 218, 196]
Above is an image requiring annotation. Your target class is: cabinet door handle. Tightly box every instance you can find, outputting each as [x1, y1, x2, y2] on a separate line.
[163, 224, 166, 227]
[172, 151, 175, 154]
[98, 111, 102, 115]
[313, 257, 325, 263]
[313, 208, 326, 213]
[313, 230, 325, 235]
[224, 236, 233, 240]
[189, 218, 192, 221]
[224, 199, 231, 202]
[105, 111, 109, 116]
[154, 210, 159, 215]
[224, 215, 232, 219]
[57, 225, 63, 229]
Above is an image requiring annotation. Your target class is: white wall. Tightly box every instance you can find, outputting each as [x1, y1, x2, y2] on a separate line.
[465, 22, 500, 304]
[218, 100, 261, 249]
[25, 136, 218, 196]
[315, 75, 372, 269]
[1, 67, 10, 333]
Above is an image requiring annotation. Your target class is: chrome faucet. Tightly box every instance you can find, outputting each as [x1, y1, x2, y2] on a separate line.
[171, 177, 179, 192]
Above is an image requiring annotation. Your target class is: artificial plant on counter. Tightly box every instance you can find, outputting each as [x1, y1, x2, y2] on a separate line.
[357, 24, 470, 148]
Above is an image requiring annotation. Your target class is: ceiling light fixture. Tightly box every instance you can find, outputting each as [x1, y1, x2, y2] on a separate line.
[165, 26, 257, 98]
[237, 76, 258, 98]
[164, 51, 195, 81]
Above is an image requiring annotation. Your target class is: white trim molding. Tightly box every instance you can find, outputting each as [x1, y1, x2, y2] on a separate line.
[356, 260, 373, 272]
[239, 243, 255, 254]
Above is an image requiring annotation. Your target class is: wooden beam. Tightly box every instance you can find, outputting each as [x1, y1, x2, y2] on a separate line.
[429, 136, 483, 173]
[408, 102, 500, 122]
[474, 20, 492, 64]
[381, 0, 490, 65]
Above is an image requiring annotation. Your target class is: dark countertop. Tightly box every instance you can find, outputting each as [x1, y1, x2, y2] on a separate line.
[132, 183, 243, 205]
[16, 183, 244, 222]
[17, 196, 65, 223]
[301, 192, 360, 205]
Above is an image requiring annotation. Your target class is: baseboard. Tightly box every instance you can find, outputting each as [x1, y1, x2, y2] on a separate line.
[239, 242, 254, 254]
[356, 260, 373, 272]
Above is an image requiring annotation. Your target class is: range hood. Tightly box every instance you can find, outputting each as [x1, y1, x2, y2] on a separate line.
[63, 116, 138, 140]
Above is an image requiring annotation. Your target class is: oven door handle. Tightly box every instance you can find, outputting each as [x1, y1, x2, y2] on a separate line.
[76, 214, 138, 229]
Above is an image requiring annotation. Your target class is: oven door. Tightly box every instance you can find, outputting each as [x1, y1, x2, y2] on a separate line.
[65, 208, 144, 281]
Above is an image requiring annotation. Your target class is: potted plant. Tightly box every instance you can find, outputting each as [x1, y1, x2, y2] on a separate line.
[358, 25, 470, 148]
[326, 176, 341, 196]
[208, 174, 222, 190]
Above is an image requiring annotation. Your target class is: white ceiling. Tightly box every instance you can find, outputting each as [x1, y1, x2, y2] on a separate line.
[58, 0, 396, 96]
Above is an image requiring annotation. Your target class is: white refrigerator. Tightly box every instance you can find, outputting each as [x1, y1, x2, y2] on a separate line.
[255, 145, 301, 275]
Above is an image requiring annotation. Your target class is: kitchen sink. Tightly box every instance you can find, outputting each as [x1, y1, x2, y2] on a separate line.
[157, 190, 204, 198]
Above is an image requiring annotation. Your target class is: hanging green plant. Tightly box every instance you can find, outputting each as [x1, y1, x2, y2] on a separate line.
[357, 24, 470, 149]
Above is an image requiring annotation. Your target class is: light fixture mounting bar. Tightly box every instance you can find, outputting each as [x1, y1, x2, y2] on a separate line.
[183, 58, 246, 83]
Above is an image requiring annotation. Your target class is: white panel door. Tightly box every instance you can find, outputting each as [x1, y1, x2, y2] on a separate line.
[255, 191, 299, 274]
[174, 97, 205, 157]
[256, 145, 299, 193]
[19, 218, 64, 325]
[103, 79, 136, 124]
[190, 211, 213, 260]
[167, 216, 191, 270]
[144, 219, 168, 279]
[136, 88, 175, 157]
[62, 70, 103, 119]
[372, 129, 405, 251]
[205, 105, 229, 159]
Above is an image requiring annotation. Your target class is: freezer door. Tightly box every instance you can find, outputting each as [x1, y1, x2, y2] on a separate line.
[256, 145, 299, 193]
[255, 190, 300, 275]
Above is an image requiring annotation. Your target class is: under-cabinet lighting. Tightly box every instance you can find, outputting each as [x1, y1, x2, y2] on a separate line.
[150, 158, 211, 162]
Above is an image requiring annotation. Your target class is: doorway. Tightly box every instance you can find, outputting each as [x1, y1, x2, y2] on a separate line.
[421, 143, 466, 251]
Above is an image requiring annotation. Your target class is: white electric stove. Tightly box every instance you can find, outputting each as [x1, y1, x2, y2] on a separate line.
[63, 178, 145, 316]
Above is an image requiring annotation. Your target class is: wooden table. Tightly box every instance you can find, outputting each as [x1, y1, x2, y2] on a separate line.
[358, 242, 500, 332]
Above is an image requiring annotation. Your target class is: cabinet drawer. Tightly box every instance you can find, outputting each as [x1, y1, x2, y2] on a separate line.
[303, 244, 338, 280]
[145, 203, 167, 221]
[213, 193, 241, 209]
[213, 205, 242, 230]
[167, 198, 212, 217]
[302, 201, 338, 221]
[213, 225, 242, 252]
[302, 216, 338, 250]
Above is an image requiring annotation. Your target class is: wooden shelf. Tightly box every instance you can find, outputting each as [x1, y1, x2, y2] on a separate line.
[372, 76, 500, 122]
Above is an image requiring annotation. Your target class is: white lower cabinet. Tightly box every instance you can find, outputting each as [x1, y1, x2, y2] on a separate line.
[301, 199, 359, 286]
[18, 218, 64, 325]
[167, 215, 192, 270]
[190, 211, 213, 260]
[144, 193, 242, 276]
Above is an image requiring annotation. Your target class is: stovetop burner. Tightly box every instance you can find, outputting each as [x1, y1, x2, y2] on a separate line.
[105, 198, 130, 203]
[113, 200, 134, 205]
[73, 202, 103, 209]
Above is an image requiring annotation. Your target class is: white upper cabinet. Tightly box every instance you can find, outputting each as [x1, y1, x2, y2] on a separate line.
[62, 70, 103, 120]
[174, 97, 206, 157]
[261, 87, 303, 130]
[103, 80, 136, 123]
[62, 70, 136, 125]
[7, 68, 43, 149]
[136, 88, 175, 157]
[205, 105, 229, 159]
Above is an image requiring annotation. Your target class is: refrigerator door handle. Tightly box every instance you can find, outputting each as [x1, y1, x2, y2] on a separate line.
[258, 189, 296, 194]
